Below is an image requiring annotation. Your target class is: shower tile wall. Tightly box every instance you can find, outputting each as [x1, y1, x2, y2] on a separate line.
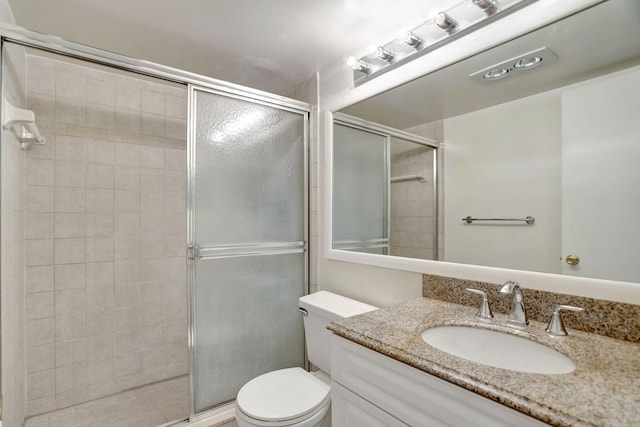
[23, 55, 188, 416]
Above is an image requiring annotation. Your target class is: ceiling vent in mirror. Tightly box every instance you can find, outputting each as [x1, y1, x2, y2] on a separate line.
[469, 46, 559, 83]
[347, 0, 539, 86]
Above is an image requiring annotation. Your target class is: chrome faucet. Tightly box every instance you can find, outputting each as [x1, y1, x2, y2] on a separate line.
[499, 280, 529, 326]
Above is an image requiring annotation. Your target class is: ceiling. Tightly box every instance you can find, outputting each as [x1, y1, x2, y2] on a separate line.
[6, 0, 463, 95]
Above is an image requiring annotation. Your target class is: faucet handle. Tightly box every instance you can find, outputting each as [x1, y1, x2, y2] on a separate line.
[545, 304, 585, 336]
[466, 288, 493, 319]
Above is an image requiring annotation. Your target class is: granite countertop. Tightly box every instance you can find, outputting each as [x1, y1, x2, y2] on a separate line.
[328, 297, 640, 427]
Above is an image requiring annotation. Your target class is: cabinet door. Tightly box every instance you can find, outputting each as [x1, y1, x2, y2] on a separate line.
[332, 382, 408, 427]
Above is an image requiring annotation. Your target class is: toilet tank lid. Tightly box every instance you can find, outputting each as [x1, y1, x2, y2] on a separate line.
[298, 291, 377, 319]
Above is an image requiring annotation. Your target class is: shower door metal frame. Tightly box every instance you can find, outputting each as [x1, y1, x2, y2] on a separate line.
[187, 84, 309, 415]
[0, 23, 311, 425]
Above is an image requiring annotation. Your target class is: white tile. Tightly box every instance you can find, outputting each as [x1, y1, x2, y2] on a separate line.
[165, 94, 187, 119]
[140, 214, 163, 237]
[115, 109, 141, 133]
[86, 311, 114, 337]
[56, 70, 87, 102]
[86, 164, 114, 189]
[86, 140, 115, 165]
[86, 213, 115, 237]
[114, 260, 141, 285]
[164, 149, 186, 170]
[88, 358, 115, 385]
[140, 282, 163, 304]
[139, 325, 163, 349]
[26, 158, 54, 186]
[88, 68, 116, 83]
[55, 362, 87, 393]
[141, 90, 165, 115]
[26, 317, 55, 346]
[140, 145, 165, 169]
[55, 161, 86, 187]
[55, 238, 86, 264]
[115, 85, 141, 111]
[114, 213, 140, 236]
[114, 143, 141, 167]
[87, 79, 116, 106]
[139, 303, 163, 328]
[55, 136, 85, 162]
[55, 313, 86, 341]
[163, 192, 185, 213]
[164, 321, 186, 344]
[54, 213, 86, 238]
[86, 262, 114, 287]
[141, 113, 165, 137]
[54, 263, 86, 290]
[25, 291, 54, 320]
[86, 189, 114, 213]
[26, 212, 54, 239]
[114, 307, 141, 331]
[87, 334, 114, 360]
[164, 116, 187, 139]
[27, 343, 55, 373]
[115, 330, 140, 354]
[55, 98, 86, 125]
[140, 168, 164, 191]
[55, 288, 86, 315]
[114, 166, 141, 190]
[25, 239, 54, 266]
[27, 64, 55, 96]
[86, 286, 115, 311]
[26, 265, 54, 293]
[165, 342, 187, 364]
[114, 237, 140, 260]
[87, 103, 116, 129]
[140, 191, 163, 213]
[55, 339, 87, 368]
[164, 170, 186, 192]
[86, 238, 114, 262]
[55, 187, 85, 212]
[28, 93, 55, 123]
[27, 370, 56, 400]
[115, 353, 141, 378]
[26, 186, 54, 212]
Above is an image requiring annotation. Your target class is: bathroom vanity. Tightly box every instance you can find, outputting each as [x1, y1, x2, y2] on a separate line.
[328, 298, 640, 427]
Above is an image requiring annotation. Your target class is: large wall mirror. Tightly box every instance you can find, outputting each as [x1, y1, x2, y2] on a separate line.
[331, 0, 640, 284]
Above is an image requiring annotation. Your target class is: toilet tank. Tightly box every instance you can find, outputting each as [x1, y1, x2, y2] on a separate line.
[298, 291, 377, 375]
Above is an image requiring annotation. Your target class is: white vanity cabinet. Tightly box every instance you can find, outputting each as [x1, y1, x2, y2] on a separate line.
[331, 336, 549, 427]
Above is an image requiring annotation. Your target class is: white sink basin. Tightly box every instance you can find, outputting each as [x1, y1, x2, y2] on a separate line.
[421, 326, 575, 374]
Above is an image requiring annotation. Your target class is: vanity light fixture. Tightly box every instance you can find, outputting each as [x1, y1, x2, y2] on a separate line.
[346, 56, 371, 74]
[435, 12, 458, 33]
[375, 46, 395, 62]
[473, 0, 501, 16]
[346, 0, 537, 87]
[402, 32, 422, 49]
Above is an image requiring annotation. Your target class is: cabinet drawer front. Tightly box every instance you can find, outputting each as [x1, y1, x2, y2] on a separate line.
[332, 382, 409, 427]
[332, 336, 548, 427]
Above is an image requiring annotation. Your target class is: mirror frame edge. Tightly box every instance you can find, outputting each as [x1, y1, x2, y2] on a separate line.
[320, 0, 640, 305]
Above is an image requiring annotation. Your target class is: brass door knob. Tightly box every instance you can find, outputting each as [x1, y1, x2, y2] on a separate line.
[565, 255, 580, 266]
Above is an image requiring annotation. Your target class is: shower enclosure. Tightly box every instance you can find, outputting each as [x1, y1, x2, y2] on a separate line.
[0, 25, 308, 427]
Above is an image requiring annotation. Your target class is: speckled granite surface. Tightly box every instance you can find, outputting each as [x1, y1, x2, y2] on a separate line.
[328, 298, 640, 427]
[423, 274, 640, 343]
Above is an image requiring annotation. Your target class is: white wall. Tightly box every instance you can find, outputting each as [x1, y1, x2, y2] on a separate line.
[444, 93, 561, 273]
[317, 0, 640, 306]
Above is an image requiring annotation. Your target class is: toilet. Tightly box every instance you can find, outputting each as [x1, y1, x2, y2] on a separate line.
[235, 291, 377, 427]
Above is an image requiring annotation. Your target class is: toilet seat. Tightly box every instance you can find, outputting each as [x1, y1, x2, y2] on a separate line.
[236, 367, 330, 426]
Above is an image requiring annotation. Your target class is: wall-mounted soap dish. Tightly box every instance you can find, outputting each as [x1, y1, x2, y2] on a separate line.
[2, 97, 45, 151]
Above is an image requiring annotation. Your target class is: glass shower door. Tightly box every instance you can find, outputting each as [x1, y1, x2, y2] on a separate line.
[188, 87, 308, 413]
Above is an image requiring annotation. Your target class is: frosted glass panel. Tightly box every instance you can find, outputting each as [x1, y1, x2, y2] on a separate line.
[194, 90, 305, 244]
[191, 88, 307, 414]
[333, 124, 388, 251]
[194, 254, 305, 412]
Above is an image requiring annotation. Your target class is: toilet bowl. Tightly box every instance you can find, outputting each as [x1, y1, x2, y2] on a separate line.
[235, 291, 377, 427]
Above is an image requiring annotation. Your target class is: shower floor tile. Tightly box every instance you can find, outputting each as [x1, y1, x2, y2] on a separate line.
[24, 376, 189, 427]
